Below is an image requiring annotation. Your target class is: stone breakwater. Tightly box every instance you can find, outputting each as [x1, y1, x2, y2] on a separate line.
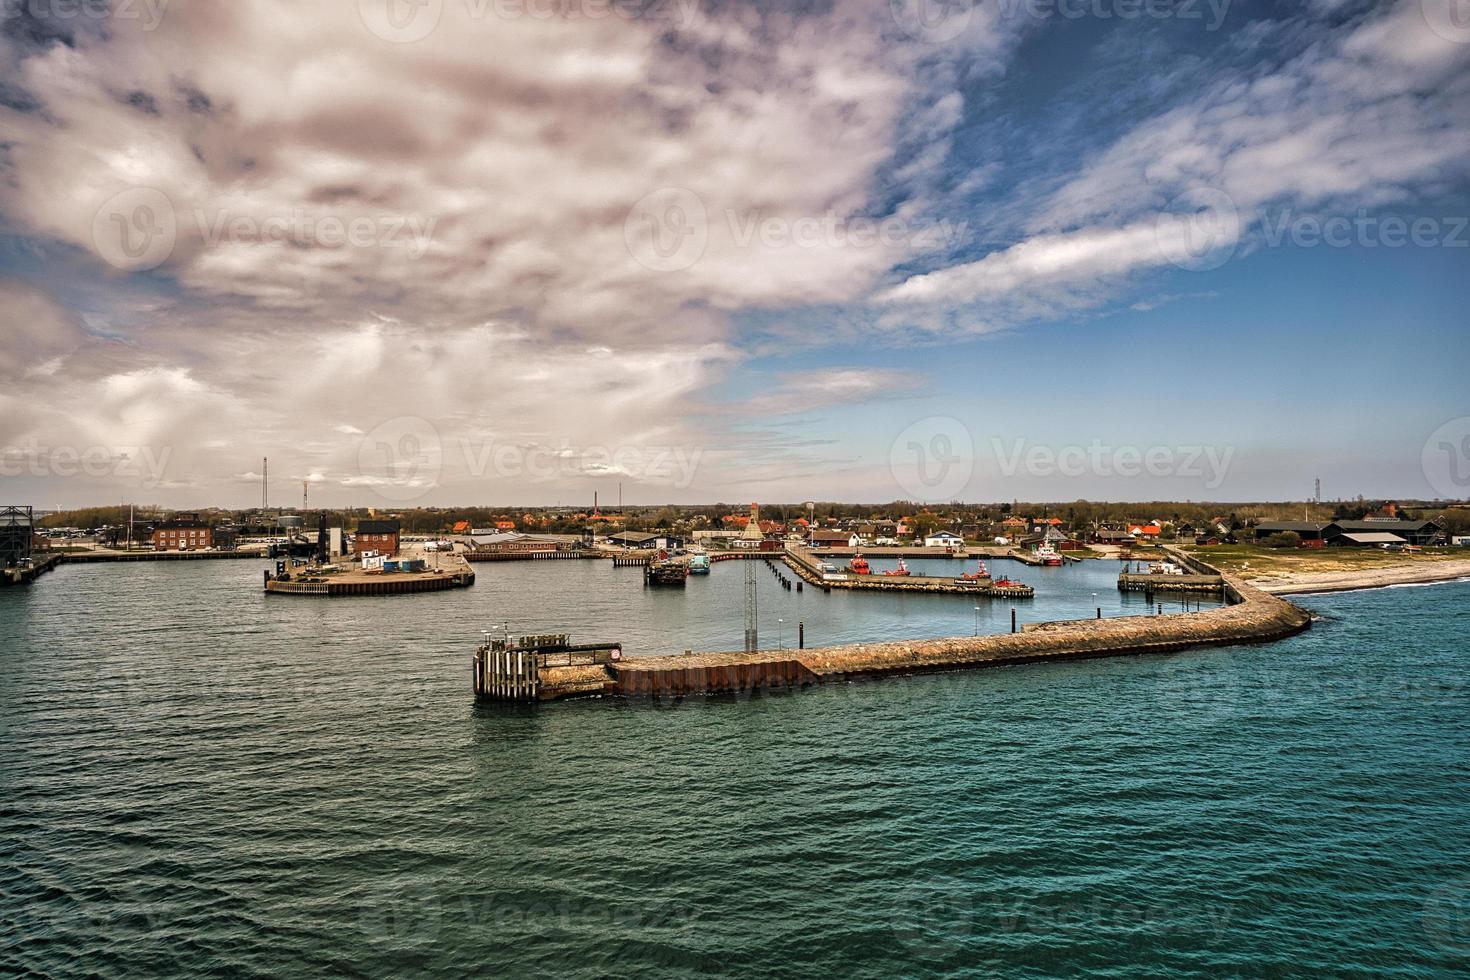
[535, 561, 1312, 700]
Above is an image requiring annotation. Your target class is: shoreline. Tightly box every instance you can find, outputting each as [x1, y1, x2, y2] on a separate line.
[1250, 560, 1470, 596]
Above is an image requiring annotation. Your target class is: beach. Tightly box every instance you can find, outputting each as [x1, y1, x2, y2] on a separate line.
[1250, 559, 1470, 595]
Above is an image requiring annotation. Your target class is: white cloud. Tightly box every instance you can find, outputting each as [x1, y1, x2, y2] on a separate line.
[882, 1, 1470, 315]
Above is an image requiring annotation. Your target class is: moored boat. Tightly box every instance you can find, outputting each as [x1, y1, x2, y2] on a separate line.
[882, 557, 912, 577]
[688, 553, 711, 574]
[960, 559, 990, 581]
[1036, 544, 1063, 566]
[849, 555, 872, 574]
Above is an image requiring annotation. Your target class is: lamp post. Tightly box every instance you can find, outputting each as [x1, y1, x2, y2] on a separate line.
[973, 605, 980, 636]
[1093, 592, 1099, 619]
[778, 618, 785, 650]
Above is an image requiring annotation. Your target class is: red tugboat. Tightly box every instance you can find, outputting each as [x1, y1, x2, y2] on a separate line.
[849, 555, 872, 575]
[882, 557, 912, 577]
[960, 560, 990, 581]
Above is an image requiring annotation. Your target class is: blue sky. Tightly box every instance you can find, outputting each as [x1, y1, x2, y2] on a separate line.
[0, 0, 1466, 507]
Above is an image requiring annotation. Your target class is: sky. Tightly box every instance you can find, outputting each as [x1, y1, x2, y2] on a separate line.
[0, 0, 1467, 509]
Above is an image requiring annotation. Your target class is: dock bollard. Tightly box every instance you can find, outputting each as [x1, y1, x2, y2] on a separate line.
[798, 622, 804, 649]
[1096, 607, 1101, 619]
[1011, 609, 1016, 634]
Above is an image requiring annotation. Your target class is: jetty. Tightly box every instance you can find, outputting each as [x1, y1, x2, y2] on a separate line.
[782, 545, 1034, 597]
[474, 552, 1309, 702]
[1117, 554, 1226, 595]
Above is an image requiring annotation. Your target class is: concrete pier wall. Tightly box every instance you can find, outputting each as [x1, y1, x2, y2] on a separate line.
[535, 558, 1310, 701]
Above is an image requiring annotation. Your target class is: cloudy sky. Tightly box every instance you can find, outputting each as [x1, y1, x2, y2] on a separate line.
[1, 0, 1467, 508]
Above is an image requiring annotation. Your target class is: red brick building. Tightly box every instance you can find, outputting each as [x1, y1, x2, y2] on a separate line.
[355, 519, 401, 556]
[153, 514, 213, 551]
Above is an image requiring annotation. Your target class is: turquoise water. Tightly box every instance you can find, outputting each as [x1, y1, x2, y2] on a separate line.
[2, 564, 1468, 976]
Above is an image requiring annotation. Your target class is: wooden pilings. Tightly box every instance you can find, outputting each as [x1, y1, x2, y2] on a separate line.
[479, 642, 541, 701]
[1117, 572, 1223, 594]
[464, 549, 597, 562]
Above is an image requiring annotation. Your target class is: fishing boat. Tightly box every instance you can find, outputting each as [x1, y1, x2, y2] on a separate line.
[849, 555, 872, 575]
[882, 557, 912, 577]
[687, 553, 711, 575]
[1036, 544, 1063, 566]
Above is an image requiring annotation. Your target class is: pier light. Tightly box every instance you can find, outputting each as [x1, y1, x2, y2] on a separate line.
[973, 605, 980, 636]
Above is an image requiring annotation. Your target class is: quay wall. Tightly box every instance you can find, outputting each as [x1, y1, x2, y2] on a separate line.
[58, 550, 263, 563]
[1, 553, 61, 587]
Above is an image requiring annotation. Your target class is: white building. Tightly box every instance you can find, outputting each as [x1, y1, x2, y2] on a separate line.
[923, 531, 965, 548]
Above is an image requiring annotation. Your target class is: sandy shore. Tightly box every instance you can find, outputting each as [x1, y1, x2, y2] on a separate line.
[1250, 560, 1470, 595]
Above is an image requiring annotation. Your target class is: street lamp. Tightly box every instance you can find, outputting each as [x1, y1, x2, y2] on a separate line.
[778, 618, 785, 650]
[1092, 592, 1099, 619]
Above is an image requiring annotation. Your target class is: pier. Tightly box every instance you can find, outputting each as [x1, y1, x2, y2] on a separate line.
[475, 553, 1309, 702]
[1, 553, 61, 587]
[1117, 571, 1225, 594]
[782, 545, 1034, 597]
[475, 634, 624, 701]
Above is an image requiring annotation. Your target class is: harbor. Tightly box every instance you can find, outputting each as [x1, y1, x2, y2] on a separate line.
[475, 554, 1307, 701]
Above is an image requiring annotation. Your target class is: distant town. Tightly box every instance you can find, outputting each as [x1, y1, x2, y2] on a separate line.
[16, 497, 1470, 562]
